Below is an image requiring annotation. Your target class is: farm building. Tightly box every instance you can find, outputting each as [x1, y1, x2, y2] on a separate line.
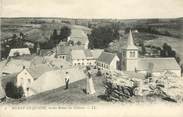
[8, 48, 31, 57]
[16, 64, 54, 97]
[55, 45, 71, 61]
[97, 52, 120, 72]
[71, 49, 102, 66]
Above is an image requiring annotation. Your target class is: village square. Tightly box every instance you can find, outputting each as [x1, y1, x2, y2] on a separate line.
[1, 18, 183, 105]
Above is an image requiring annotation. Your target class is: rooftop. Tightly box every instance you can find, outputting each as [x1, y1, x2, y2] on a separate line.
[123, 30, 138, 50]
[91, 49, 104, 59]
[137, 57, 181, 71]
[98, 52, 118, 65]
[26, 64, 54, 80]
[71, 49, 86, 60]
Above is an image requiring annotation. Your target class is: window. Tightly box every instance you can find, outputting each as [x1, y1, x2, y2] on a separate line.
[123, 51, 126, 57]
[28, 79, 31, 83]
[63, 56, 65, 59]
[130, 51, 135, 57]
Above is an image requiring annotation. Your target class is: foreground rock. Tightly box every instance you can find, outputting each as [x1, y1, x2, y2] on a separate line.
[104, 71, 183, 103]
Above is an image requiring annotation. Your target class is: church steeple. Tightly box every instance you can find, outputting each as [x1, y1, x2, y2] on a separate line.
[126, 30, 138, 50]
[121, 30, 138, 71]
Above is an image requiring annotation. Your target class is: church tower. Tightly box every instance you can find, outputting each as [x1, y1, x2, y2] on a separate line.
[121, 30, 138, 71]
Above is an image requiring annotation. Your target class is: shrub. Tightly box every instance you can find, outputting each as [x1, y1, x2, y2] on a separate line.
[5, 82, 24, 99]
[96, 69, 102, 76]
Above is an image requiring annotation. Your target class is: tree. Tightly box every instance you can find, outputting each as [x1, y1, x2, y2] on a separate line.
[5, 82, 24, 99]
[12, 34, 17, 39]
[68, 40, 74, 46]
[59, 26, 71, 41]
[181, 64, 183, 75]
[88, 24, 119, 49]
[176, 57, 181, 65]
[51, 29, 59, 45]
[19, 32, 24, 39]
[161, 43, 176, 57]
[76, 41, 81, 46]
[141, 41, 146, 55]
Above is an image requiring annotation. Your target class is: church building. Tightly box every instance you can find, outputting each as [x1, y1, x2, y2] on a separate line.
[121, 30, 181, 77]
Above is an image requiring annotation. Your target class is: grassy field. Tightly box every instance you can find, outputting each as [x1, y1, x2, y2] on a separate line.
[145, 36, 183, 64]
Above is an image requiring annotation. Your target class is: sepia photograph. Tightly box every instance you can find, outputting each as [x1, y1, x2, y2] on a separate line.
[0, 0, 183, 117]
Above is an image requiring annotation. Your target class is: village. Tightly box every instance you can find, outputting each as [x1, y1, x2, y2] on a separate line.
[1, 18, 183, 105]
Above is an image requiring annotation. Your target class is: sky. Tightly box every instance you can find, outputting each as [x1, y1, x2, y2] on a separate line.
[1, 0, 183, 19]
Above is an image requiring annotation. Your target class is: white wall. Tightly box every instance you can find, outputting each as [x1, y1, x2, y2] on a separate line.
[126, 59, 138, 71]
[72, 59, 87, 66]
[110, 56, 119, 71]
[17, 69, 34, 97]
[58, 55, 67, 60]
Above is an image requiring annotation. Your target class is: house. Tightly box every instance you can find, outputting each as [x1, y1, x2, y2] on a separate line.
[55, 45, 71, 61]
[121, 30, 181, 77]
[69, 29, 89, 49]
[96, 52, 120, 72]
[71, 49, 88, 66]
[71, 49, 99, 66]
[16, 64, 54, 97]
[8, 48, 31, 57]
[84, 49, 96, 65]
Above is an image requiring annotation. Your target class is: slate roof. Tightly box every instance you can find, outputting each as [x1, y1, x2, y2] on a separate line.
[56, 46, 71, 55]
[83, 50, 93, 58]
[137, 58, 181, 72]
[71, 49, 94, 60]
[30, 68, 86, 94]
[97, 52, 118, 65]
[91, 49, 104, 59]
[26, 64, 54, 80]
[71, 50, 86, 60]
[1, 59, 31, 74]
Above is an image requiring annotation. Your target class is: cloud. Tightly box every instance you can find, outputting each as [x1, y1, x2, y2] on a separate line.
[2, 0, 183, 19]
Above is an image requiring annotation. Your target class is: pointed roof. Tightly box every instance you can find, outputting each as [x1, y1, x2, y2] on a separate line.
[124, 30, 138, 50]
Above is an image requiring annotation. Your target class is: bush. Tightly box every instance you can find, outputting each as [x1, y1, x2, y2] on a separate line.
[5, 82, 24, 99]
[96, 69, 102, 76]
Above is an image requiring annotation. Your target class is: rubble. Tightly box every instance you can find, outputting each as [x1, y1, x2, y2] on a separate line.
[104, 71, 183, 103]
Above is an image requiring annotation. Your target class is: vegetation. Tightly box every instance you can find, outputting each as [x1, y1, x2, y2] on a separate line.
[96, 68, 102, 76]
[160, 43, 176, 57]
[88, 24, 120, 49]
[5, 82, 24, 99]
[40, 26, 71, 49]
